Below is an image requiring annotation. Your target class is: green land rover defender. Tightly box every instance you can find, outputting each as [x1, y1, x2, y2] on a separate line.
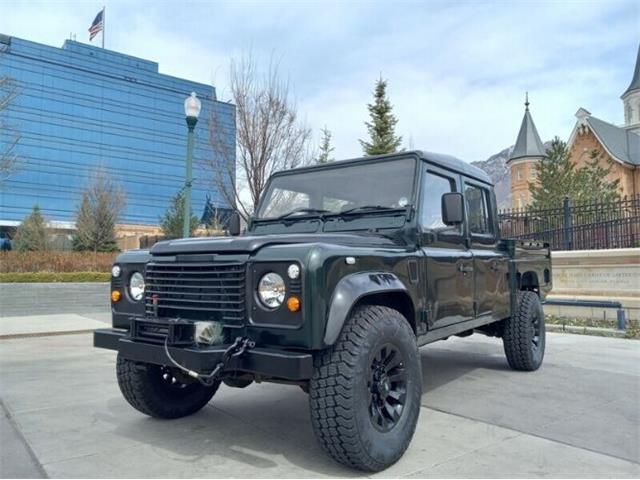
[95, 151, 551, 471]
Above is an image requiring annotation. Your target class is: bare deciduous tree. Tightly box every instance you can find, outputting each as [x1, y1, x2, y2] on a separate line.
[208, 54, 313, 221]
[0, 76, 20, 182]
[72, 168, 126, 252]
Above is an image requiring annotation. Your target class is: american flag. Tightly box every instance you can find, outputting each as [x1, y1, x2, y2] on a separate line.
[88, 9, 104, 41]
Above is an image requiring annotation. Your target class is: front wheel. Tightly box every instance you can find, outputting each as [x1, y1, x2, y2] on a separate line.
[502, 291, 546, 371]
[309, 305, 422, 472]
[116, 355, 219, 419]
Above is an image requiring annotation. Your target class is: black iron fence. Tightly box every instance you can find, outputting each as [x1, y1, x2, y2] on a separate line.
[498, 195, 640, 250]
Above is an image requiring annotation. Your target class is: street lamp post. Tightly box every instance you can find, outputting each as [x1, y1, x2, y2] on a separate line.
[183, 92, 201, 238]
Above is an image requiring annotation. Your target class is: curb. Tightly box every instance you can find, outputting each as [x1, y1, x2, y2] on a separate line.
[546, 323, 627, 338]
[0, 329, 95, 340]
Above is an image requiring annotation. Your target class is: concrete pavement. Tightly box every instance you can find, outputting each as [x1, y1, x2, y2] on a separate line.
[0, 330, 638, 478]
[0, 283, 109, 317]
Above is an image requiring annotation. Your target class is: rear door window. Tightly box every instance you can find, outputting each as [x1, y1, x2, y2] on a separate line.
[464, 183, 492, 235]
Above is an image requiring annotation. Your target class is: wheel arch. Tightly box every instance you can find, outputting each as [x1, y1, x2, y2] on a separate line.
[323, 272, 416, 346]
[518, 270, 540, 294]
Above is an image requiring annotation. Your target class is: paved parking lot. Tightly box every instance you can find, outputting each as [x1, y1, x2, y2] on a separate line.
[1, 329, 638, 478]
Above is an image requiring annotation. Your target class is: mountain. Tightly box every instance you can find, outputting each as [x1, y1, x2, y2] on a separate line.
[471, 141, 552, 210]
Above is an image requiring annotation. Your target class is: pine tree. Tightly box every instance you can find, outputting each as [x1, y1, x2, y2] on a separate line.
[160, 190, 199, 238]
[529, 137, 620, 210]
[14, 205, 49, 251]
[529, 138, 575, 210]
[316, 126, 335, 164]
[574, 150, 620, 205]
[359, 77, 403, 155]
[72, 169, 125, 252]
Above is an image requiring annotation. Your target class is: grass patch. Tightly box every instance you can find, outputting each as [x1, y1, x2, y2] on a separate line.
[546, 314, 639, 340]
[0, 272, 110, 283]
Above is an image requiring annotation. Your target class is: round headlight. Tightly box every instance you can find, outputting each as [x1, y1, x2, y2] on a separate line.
[257, 272, 286, 308]
[111, 265, 121, 278]
[129, 272, 145, 301]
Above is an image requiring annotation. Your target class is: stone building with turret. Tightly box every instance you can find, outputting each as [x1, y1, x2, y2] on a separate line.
[507, 44, 640, 209]
[506, 95, 546, 209]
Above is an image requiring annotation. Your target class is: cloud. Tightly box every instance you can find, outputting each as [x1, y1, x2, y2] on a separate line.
[1, 0, 638, 161]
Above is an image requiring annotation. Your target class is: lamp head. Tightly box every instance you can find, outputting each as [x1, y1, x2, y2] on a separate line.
[184, 92, 201, 119]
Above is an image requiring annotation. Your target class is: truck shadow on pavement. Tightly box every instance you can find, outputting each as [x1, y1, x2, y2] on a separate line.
[102, 346, 508, 477]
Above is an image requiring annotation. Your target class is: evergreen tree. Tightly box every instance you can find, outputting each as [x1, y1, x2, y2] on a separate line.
[574, 150, 620, 205]
[160, 190, 199, 238]
[529, 137, 620, 210]
[529, 138, 575, 210]
[14, 205, 49, 251]
[359, 77, 403, 155]
[316, 126, 335, 164]
[72, 169, 125, 252]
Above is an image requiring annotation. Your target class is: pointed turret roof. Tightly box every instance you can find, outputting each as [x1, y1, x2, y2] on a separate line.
[509, 94, 546, 162]
[621, 43, 640, 98]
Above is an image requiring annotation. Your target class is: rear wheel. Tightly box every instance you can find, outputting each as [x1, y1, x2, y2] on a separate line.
[116, 355, 219, 419]
[309, 305, 421, 472]
[503, 291, 546, 371]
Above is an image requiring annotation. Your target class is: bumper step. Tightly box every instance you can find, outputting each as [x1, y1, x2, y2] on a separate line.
[94, 328, 313, 381]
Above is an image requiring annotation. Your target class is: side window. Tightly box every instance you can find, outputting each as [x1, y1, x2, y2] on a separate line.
[465, 184, 492, 235]
[421, 171, 458, 232]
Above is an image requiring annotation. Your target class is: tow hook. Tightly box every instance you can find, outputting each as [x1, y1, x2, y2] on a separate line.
[164, 336, 255, 386]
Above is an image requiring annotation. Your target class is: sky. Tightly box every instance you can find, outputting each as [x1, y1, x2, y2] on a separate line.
[1, 0, 638, 162]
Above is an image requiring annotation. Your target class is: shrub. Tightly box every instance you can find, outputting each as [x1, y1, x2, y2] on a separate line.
[13, 205, 49, 251]
[0, 272, 110, 283]
[0, 251, 116, 273]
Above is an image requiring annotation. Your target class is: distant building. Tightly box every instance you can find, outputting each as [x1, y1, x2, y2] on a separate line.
[507, 44, 640, 209]
[506, 95, 546, 209]
[0, 34, 235, 246]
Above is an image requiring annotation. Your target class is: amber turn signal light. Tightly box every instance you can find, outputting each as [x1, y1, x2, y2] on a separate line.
[111, 290, 121, 302]
[287, 296, 301, 312]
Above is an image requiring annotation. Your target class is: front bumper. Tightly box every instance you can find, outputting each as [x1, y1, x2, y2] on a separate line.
[94, 328, 313, 381]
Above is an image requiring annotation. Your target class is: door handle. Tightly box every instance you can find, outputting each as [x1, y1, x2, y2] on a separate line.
[458, 265, 474, 274]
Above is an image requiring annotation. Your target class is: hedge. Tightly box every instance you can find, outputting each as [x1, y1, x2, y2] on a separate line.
[0, 251, 116, 273]
[0, 272, 110, 283]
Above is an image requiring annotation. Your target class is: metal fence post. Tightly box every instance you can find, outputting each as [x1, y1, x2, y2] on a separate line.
[617, 308, 626, 331]
[563, 196, 573, 250]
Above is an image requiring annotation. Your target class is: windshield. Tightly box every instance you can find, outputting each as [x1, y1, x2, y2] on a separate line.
[256, 158, 417, 219]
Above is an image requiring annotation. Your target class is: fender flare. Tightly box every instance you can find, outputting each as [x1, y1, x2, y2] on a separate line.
[323, 271, 409, 346]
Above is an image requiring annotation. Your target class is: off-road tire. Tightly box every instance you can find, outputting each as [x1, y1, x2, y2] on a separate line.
[116, 355, 219, 419]
[503, 291, 546, 371]
[309, 305, 421, 472]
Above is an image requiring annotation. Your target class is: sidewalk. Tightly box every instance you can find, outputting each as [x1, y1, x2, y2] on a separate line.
[0, 313, 108, 338]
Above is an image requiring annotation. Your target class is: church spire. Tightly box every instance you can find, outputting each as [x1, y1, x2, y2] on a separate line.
[621, 43, 640, 99]
[509, 95, 546, 162]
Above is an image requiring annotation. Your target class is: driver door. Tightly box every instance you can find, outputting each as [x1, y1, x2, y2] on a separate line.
[419, 166, 475, 330]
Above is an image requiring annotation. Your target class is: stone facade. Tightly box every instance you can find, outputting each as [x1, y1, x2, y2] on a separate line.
[546, 248, 640, 320]
[569, 127, 639, 198]
[509, 159, 538, 208]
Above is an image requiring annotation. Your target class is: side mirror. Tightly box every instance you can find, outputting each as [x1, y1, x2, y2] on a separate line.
[442, 192, 464, 225]
[228, 211, 241, 236]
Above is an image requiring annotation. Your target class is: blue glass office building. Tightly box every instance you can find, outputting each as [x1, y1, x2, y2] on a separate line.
[0, 34, 235, 229]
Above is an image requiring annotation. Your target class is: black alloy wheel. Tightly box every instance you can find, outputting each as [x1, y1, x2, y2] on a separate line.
[368, 343, 407, 432]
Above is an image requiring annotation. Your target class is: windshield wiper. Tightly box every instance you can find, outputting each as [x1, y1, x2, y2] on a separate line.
[338, 205, 399, 216]
[275, 207, 330, 220]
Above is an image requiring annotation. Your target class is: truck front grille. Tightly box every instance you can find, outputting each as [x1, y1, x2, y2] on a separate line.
[144, 262, 246, 324]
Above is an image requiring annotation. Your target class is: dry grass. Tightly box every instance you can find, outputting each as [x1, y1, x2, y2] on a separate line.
[0, 251, 117, 273]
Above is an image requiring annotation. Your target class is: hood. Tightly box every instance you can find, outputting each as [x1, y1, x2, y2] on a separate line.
[150, 233, 404, 255]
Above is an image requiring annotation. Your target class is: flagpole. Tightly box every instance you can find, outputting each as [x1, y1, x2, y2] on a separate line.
[102, 6, 105, 49]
